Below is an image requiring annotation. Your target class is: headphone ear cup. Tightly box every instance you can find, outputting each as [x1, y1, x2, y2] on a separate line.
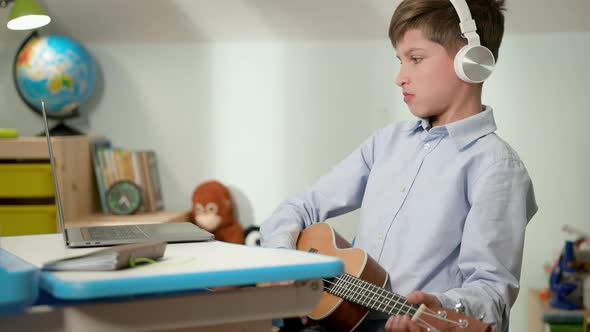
[454, 44, 496, 83]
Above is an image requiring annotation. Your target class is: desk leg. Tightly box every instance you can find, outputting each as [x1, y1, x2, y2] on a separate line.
[0, 279, 323, 332]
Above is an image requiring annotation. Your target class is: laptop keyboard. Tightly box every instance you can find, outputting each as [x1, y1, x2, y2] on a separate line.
[85, 225, 148, 241]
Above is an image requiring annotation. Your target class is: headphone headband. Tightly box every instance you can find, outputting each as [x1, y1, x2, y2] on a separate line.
[449, 0, 480, 45]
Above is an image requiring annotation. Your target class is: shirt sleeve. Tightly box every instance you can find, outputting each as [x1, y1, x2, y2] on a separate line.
[432, 157, 538, 332]
[260, 131, 380, 249]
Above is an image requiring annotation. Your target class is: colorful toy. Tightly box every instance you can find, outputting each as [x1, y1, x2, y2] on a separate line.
[191, 180, 244, 244]
[549, 228, 590, 310]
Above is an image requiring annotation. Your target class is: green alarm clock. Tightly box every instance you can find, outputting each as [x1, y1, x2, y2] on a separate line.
[106, 180, 143, 215]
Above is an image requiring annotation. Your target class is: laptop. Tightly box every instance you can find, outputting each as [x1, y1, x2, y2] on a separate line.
[40, 100, 214, 248]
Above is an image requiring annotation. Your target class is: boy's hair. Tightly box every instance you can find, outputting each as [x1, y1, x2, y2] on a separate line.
[389, 0, 506, 61]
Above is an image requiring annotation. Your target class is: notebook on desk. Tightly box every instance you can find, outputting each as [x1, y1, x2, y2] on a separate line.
[40, 100, 214, 248]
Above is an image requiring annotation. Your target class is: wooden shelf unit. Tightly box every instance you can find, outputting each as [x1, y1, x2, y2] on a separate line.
[0, 136, 191, 233]
[0, 136, 100, 233]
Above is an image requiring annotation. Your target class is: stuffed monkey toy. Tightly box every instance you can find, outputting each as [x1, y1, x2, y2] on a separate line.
[191, 180, 244, 244]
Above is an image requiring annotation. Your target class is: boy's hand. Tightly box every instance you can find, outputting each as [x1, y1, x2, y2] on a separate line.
[384, 291, 441, 332]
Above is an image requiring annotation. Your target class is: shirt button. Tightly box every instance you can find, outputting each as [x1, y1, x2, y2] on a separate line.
[400, 187, 406, 193]
[424, 143, 431, 150]
[378, 234, 383, 240]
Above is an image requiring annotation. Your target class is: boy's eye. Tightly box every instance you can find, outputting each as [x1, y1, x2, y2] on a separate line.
[411, 57, 423, 64]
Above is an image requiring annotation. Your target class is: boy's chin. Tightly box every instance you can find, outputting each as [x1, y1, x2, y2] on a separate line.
[407, 105, 440, 120]
[408, 107, 430, 119]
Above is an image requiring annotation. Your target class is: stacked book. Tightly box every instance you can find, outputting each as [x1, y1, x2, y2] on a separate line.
[90, 139, 164, 214]
[543, 311, 588, 332]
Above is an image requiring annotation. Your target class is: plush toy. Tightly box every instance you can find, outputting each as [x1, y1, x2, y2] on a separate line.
[191, 180, 244, 244]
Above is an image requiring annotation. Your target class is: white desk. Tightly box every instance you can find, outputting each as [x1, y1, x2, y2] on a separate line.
[0, 234, 343, 332]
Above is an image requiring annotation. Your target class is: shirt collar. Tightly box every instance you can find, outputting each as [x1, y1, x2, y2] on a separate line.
[446, 105, 497, 150]
[401, 105, 497, 149]
[402, 117, 431, 132]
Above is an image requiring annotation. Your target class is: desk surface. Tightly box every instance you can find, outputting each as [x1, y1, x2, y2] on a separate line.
[1, 234, 343, 301]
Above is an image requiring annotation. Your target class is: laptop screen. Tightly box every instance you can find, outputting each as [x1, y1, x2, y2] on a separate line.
[40, 100, 69, 246]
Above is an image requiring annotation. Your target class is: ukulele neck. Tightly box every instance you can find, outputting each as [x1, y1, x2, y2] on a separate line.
[326, 273, 419, 317]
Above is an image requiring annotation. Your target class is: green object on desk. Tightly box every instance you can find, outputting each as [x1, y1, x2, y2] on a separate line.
[129, 256, 158, 268]
[0, 128, 18, 138]
[545, 322, 584, 332]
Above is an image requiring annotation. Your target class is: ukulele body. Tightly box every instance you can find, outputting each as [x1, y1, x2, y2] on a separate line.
[296, 223, 491, 332]
[296, 223, 388, 332]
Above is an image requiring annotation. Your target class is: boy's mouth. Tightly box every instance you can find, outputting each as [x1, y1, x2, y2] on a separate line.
[403, 92, 414, 103]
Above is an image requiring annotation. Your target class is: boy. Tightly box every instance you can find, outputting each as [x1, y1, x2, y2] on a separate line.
[260, 0, 537, 331]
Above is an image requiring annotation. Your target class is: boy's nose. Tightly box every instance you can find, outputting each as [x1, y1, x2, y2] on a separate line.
[395, 69, 408, 87]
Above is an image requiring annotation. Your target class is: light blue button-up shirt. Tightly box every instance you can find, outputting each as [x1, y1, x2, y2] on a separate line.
[260, 106, 537, 331]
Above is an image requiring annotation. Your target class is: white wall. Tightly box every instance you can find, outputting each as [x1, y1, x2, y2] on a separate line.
[1, 25, 588, 332]
[88, 40, 395, 234]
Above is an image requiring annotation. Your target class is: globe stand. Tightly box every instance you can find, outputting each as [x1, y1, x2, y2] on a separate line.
[36, 122, 84, 137]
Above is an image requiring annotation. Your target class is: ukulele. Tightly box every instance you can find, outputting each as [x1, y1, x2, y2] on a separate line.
[296, 223, 491, 332]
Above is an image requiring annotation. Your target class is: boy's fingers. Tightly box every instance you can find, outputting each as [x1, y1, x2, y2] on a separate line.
[405, 291, 441, 308]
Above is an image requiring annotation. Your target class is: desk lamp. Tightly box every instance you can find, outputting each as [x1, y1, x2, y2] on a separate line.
[0, 0, 50, 30]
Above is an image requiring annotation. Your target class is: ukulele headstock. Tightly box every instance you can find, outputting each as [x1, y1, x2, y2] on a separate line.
[418, 306, 491, 332]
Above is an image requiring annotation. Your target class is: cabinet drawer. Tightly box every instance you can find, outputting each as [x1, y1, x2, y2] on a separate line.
[0, 205, 57, 236]
[0, 164, 55, 198]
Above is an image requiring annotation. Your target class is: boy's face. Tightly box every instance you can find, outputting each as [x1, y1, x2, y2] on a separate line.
[395, 29, 464, 126]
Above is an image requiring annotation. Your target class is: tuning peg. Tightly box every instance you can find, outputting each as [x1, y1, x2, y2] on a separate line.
[454, 303, 466, 314]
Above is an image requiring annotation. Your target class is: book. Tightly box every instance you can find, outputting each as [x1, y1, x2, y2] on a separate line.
[90, 139, 112, 214]
[146, 151, 164, 211]
[137, 150, 164, 212]
[42, 241, 167, 271]
[544, 322, 584, 332]
[89, 141, 165, 214]
[543, 310, 586, 324]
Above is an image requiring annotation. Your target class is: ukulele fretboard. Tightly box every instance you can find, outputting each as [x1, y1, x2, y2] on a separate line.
[327, 273, 418, 317]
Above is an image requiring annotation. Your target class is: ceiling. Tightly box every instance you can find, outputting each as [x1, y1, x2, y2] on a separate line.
[0, 0, 589, 43]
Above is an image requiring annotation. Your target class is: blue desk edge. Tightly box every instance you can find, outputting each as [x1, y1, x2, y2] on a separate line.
[42, 259, 344, 300]
[0, 249, 40, 314]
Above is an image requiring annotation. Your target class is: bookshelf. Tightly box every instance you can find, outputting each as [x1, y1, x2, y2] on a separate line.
[0, 136, 190, 235]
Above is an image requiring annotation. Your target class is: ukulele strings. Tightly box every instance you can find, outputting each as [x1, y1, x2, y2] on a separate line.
[321, 277, 423, 315]
[321, 278, 440, 332]
[321, 276, 466, 330]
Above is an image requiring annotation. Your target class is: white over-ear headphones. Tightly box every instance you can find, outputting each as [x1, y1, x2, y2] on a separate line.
[449, 0, 495, 83]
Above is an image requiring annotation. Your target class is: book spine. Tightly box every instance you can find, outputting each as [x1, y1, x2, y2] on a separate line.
[147, 151, 164, 211]
[90, 139, 111, 214]
[139, 151, 155, 212]
[131, 151, 148, 212]
[105, 149, 118, 188]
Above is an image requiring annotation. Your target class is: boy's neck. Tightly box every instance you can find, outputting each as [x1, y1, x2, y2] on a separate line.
[429, 86, 483, 128]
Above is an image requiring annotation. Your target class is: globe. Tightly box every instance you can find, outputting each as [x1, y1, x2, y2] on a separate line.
[14, 33, 97, 119]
